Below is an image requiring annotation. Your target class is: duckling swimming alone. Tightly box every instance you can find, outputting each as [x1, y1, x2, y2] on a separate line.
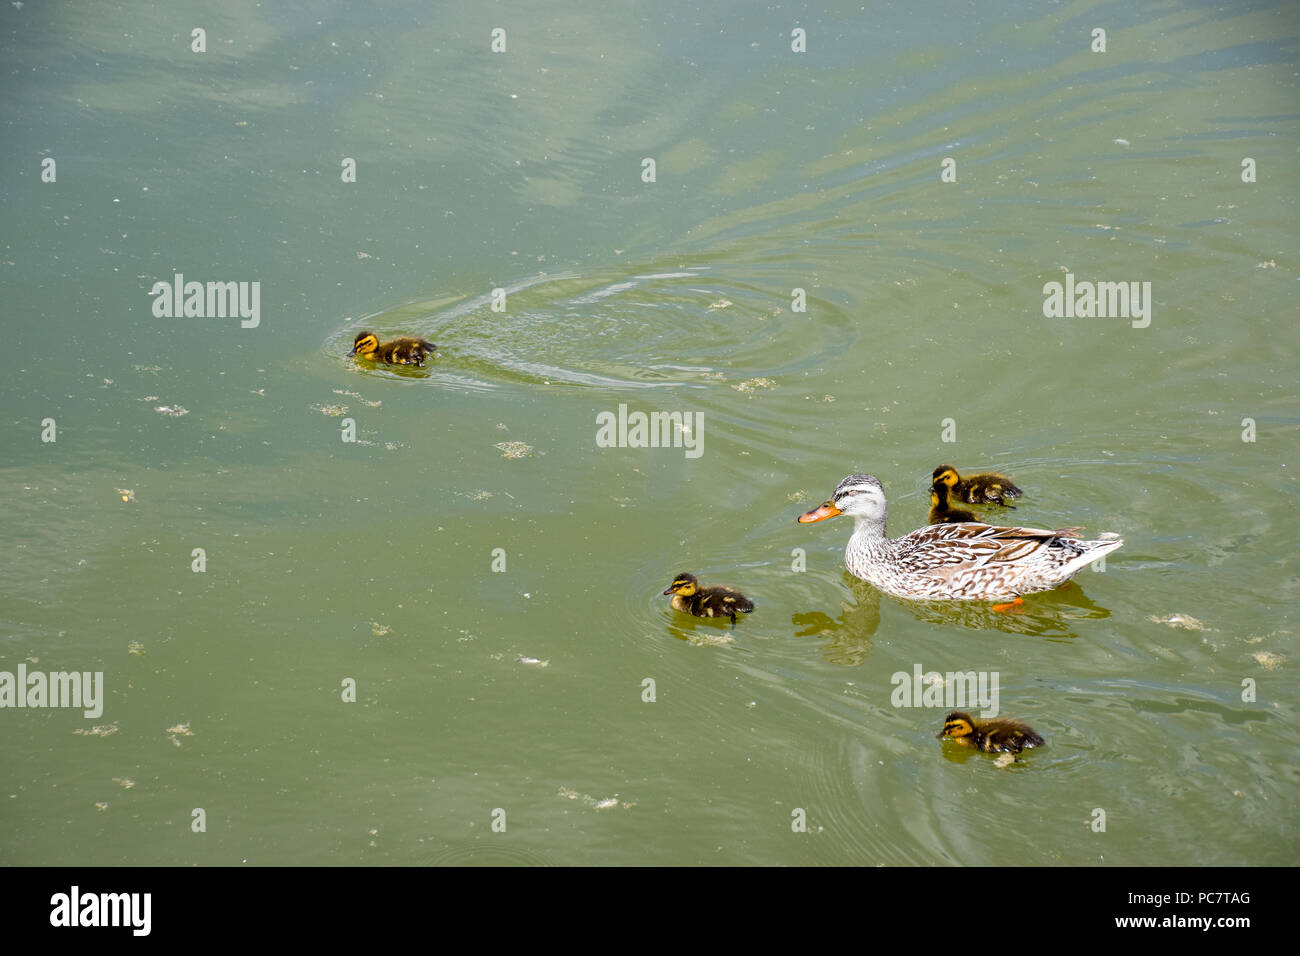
[928, 478, 981, 525]
[348, 331, 437, 367]
[932, 465, 1022, 507]
[662, 572, 754, 626]
[937, 711, 1044, 754]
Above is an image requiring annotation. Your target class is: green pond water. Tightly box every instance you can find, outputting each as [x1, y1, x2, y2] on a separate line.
[1, 0, 1297, 866]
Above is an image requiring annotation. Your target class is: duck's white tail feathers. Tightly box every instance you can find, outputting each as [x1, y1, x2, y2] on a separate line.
[1058, 535, 1124, 578]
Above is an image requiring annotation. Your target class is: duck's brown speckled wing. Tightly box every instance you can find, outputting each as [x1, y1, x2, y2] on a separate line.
[867, 523, 1098, 600]
[891, 523, 1079, 571]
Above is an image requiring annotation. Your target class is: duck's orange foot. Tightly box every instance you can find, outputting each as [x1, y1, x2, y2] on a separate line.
[992, 597, 1025, 613]
[1056, 581, 1074, 592]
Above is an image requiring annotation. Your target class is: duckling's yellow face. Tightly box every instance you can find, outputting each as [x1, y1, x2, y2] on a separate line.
[348, 332, 380, 358]
[932, 466, 960, 489]
[663, 575, 698, 597]
[937, 712, 976, 741]
[929, 480, 956, 507]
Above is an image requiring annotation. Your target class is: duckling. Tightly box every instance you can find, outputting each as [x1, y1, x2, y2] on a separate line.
[348, 331, 437, 367]
[928, 479, 981, 525]
[662, 572, 754, 627]
[936, 711, 1044, 754]
[932, 464, 1022, 507]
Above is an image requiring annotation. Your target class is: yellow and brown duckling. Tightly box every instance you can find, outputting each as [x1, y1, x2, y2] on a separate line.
[936, 711, 1044, 754]
[932, 465, 1022, 507]
[662, 572, 754, 627]
[348, 331, 437, 367]
[928, 478, 982, 525]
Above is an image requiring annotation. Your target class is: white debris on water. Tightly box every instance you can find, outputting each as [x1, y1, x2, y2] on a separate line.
[1253, 651, 1284, 670]
[1148, 613, 1210, 631]
[557, 787, 635, 810]
[495, 441, 537, 459]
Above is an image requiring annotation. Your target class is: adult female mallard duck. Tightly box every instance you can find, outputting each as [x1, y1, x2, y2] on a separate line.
[937, 711, 1044, 754]
[928, 478, 981, 525]
[932, 464, 1022, 507]
[348, 331, 437, 366]
[797, 474, 1121, 607]
[662, 572, 754, 626]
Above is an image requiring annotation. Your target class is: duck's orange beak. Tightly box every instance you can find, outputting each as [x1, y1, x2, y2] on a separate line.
[798, 500, 841, 523]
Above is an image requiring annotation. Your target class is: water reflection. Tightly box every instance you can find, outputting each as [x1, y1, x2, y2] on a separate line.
[664, 616, 741, 647]
[794, 574, 1115, 657]
[936, 744, 1039, 768]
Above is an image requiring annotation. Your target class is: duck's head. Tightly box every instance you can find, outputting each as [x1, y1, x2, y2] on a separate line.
[348, 331, 380, 358]
[932, 465, 960, 489]
[937, 711, 976, 741]
[797, 474, 886, 523]
[663, 572, 699, 597]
